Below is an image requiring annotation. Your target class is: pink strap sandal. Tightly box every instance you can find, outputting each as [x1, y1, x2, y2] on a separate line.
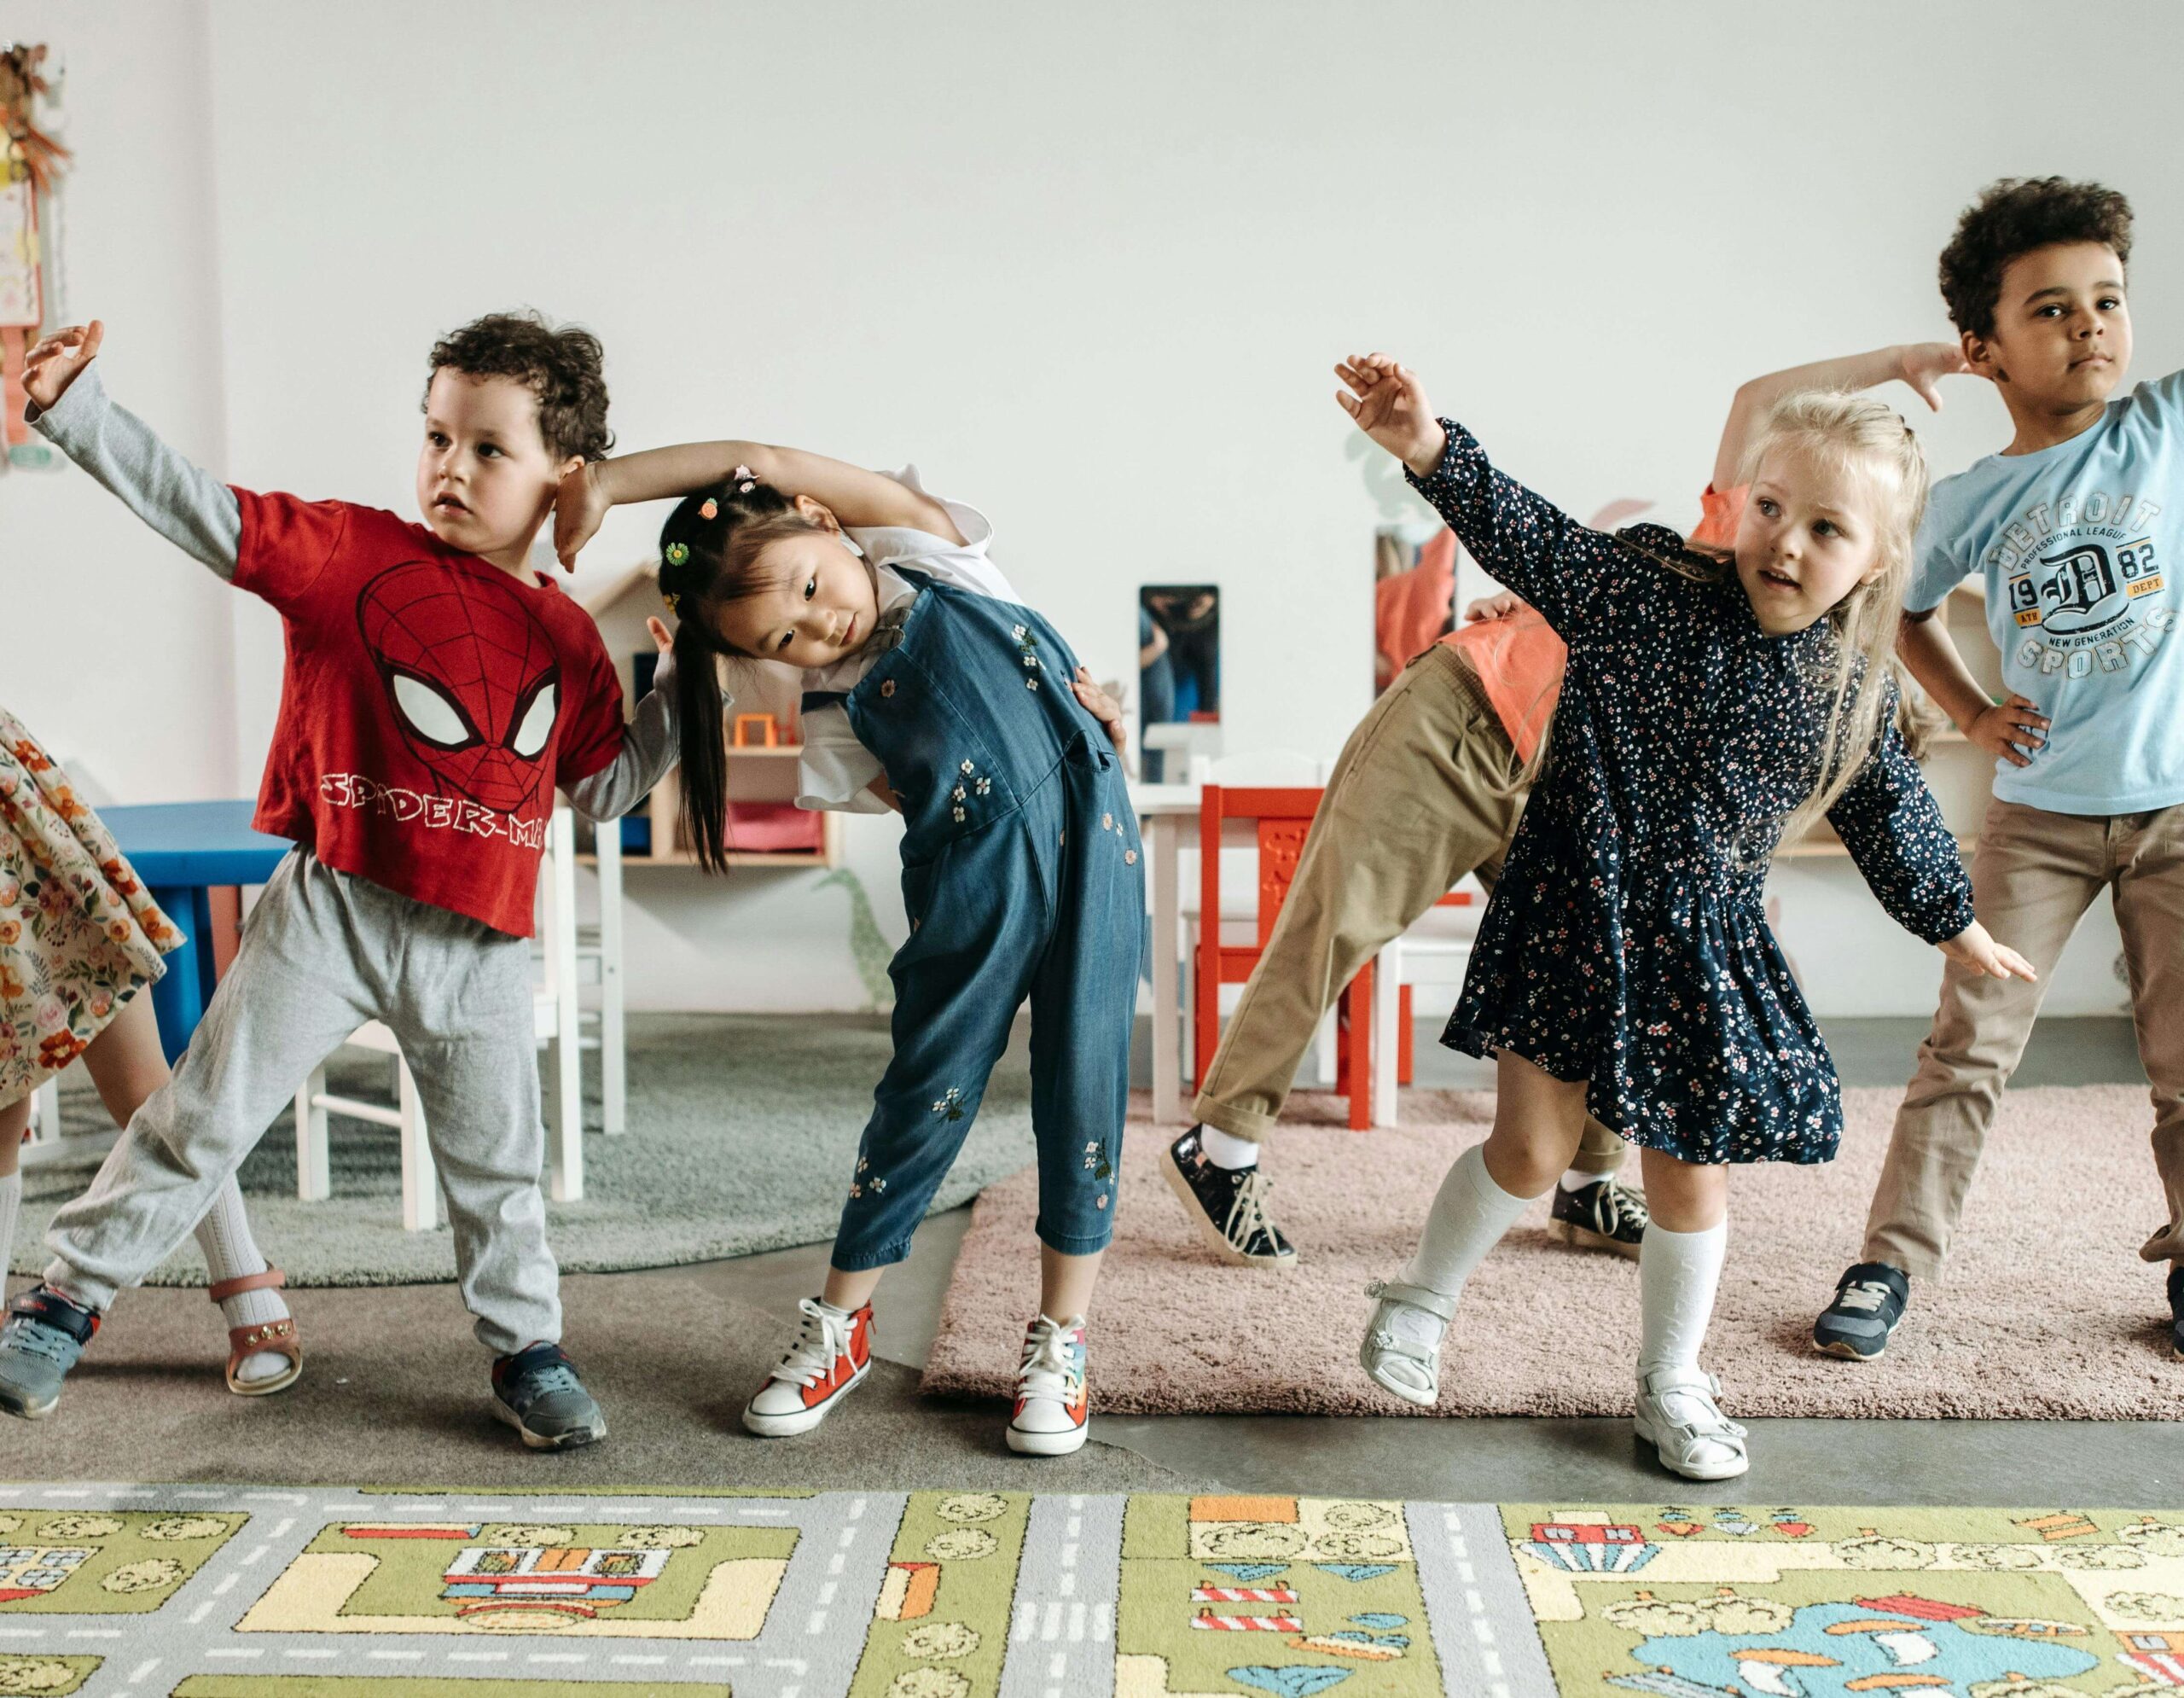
[207, 1268, 302, 1397]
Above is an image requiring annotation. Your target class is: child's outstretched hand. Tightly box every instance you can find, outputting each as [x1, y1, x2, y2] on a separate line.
[1334, 352, 1447, 476]
[1898, 340, 1977, 410]
[1937, 922, 2036, 983]
[23, 320, 104, 412]
[1072, 666, 1131, 767]
[552, 462, 612, 573]
[1464, 591, 1525, 623]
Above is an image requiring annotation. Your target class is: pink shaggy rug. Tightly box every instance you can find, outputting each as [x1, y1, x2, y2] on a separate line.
[921, 1085, 2182, 1420]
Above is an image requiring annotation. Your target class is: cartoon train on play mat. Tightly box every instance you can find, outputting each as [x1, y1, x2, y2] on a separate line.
[439, 1542, 671, 1625]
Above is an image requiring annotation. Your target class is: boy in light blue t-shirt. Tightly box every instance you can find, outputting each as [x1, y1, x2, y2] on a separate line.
[1814, 177, 2184, 1363]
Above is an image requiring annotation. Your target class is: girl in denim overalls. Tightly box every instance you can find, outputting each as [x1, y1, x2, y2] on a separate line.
[557, 439, 1143, 1456]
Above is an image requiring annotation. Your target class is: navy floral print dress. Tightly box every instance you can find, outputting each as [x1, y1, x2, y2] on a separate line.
[1408, 421, 1975, 1165]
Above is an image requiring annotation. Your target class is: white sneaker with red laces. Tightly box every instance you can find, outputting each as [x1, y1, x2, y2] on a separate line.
[741, 1297, 874, 1437]
[1006, 1315, 1089, 1457]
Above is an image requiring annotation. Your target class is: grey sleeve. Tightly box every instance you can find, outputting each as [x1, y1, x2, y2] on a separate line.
[28, 366, 241, 579]
[564, 656, 695, 822]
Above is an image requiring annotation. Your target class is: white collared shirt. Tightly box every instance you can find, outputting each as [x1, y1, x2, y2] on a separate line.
[797, 466, 1018, 811]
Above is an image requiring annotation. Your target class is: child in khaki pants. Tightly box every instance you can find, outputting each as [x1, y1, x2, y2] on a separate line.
[1166, 339, 1972, 1269]
[1815, 177, 2184, 1361]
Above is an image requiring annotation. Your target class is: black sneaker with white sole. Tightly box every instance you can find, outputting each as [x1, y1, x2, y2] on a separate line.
[1813, 1261, 1910, 1361]
[1162, 1127, 1297, 1269]
[1548, 1177, 1648, 1259]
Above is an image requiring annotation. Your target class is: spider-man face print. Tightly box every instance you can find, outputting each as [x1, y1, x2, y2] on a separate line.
[357, 561, 561, 813]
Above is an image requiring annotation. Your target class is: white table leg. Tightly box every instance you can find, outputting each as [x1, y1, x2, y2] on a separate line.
[1373, 940, 1403, 1130]
[1149, 812, 1182, 1124]
[598, 818, 627, 1137]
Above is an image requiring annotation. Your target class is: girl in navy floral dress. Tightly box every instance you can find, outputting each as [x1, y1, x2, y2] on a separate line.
[1339, 354, 2034, 1480]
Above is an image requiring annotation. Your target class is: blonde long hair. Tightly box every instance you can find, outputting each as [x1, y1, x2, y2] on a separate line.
[1513, 391, 1930, 852]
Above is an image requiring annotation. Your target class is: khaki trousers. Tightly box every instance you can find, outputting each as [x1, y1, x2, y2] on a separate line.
[1862, 797, 2184, 1277]
[1193, 644, 1624, 1173]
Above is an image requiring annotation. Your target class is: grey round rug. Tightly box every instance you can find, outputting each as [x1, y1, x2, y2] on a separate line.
[16, 1013, 1037, 1287]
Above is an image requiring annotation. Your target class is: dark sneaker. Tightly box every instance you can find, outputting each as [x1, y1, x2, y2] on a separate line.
[1548, 1177, 1648, 1259]
[2168, 1267, 2184, 1362]
[491, 1342, 607, 1451]
[1814, 1262, 1910, 1361]
[1161, 1127, 1296, 1269]
[0, 1286, 100, 1421]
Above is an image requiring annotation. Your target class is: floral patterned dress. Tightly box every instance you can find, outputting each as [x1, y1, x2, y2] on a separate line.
[1407, 422, 1975, 1165]
[0, 707, 180, 1108]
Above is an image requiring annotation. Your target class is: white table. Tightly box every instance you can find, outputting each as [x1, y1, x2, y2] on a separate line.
[1131, 782, 1199, 1123]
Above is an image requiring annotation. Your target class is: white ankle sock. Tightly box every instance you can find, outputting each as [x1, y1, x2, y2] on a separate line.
[1403, 1144, 1531, 1296]
[193, 1181, 289, 1382]
[0, 1172, 19, 1288]
[1198, 1125, 1259, 1171]
[1558, 1166, 1606, 1193]
[1637, 1219, 1728, 1377]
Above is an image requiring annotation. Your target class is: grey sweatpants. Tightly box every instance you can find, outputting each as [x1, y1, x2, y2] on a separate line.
[46, 846, 560, 1356]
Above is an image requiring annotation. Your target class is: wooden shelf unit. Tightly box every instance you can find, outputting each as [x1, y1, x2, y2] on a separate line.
[592, 732, 843, 870]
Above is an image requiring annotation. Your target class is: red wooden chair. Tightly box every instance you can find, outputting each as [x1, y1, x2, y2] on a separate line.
[1191, 784, 1383, 1130]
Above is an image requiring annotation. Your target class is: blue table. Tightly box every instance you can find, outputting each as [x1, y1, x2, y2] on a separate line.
[100, 801, 292, 1063]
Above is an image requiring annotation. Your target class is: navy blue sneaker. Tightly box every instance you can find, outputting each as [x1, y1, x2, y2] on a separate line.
[491, 1343, 607, 1451]
[0, 1286, 100, 1420]
[2167, 1266, 2184, 1362]
[1813, 1262, 1910, 1362]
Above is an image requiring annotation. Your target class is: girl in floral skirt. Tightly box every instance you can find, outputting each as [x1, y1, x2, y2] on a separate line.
[0, 708, 299, 1397]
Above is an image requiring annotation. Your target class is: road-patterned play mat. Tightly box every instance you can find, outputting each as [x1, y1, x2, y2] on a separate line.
[0, 1489, 2179, 1695]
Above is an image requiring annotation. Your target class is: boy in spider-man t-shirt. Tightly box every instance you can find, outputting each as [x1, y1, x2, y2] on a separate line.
[0, 313, 677, 1446]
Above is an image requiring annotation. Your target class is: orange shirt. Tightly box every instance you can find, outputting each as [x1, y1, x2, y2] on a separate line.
[1435, 484, 1746, 764]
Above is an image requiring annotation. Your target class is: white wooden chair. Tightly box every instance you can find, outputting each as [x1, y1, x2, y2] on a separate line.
[293, 805, 585, 1230]
[1368, 883, 1484, 1130]
[573, 816, 626, 1138]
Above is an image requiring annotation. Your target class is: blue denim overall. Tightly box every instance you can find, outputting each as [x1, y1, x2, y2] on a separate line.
[811, 571, 1145, 1271]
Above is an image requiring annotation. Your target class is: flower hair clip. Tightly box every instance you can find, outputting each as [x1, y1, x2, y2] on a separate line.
[662, 590, 682, 616]
[698, 498, 718, 521]
[732, 463, 758, 494]
[664, 541, 689, 567]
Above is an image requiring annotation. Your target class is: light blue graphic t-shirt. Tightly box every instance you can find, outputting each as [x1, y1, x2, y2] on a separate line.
[1908, 368, 2184, 815]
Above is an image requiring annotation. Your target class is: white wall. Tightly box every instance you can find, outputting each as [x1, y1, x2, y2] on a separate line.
[24, 0, 2179, 1013]
[0, 1, 235, 802]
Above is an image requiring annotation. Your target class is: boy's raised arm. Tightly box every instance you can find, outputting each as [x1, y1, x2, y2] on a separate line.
[25, 323, 241, 579]
[1711, 342, 1972, 492]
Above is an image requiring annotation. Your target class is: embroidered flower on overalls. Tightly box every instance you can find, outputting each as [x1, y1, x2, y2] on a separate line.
[975, 776, 990, 796]
[961, 759, 975, 775]
[857, 1156, 869, 1174]
[880, 679, 897, 697]
[1023, 654, 1039, 668]
[1102, 813, 1113, 830]
[1083, 1141, 1114, 1180]
[869, 1176, 886, 1193]
[952, 806, 967, 823]
[952, 785, 967, 802]
[1026, 677, 1040, 691]
[1095, 1195, 1109, 1210]
[932, 1088, 966, 1122]
[849, 1182, 863, 1200]
[1124, 849, 1137, 864]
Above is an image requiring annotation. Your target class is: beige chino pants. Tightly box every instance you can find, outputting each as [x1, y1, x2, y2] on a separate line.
[1862, 796, 2184, 1277]
[1193, 643, 1625, 1173]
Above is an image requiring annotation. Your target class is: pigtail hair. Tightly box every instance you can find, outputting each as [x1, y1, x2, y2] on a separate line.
[655, 472, 837, 875]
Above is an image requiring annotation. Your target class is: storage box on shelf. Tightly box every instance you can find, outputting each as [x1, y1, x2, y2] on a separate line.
[1780, 580, 1996, 861]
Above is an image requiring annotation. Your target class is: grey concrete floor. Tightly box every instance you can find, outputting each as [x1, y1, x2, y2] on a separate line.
[680, 1014, 2184, 1507]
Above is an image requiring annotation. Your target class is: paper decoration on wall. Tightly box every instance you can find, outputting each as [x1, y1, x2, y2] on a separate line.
[1, 43, 68, 470]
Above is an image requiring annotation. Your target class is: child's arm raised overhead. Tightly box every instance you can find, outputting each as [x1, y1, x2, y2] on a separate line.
[22, 323, 242, 578]
[1336, 352, 1613, 634]
[1825, 682, 2036, 981]
[1711, 342, 1972, 492]
[555, 437, 965, 569]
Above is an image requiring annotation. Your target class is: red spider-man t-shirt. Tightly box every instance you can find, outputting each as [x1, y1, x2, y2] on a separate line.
[232, 491, 625, 938]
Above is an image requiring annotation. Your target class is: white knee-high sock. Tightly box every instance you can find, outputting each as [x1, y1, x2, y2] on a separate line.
[1638, 1219, 1728, 1378]
[1403, 1144, 1531, 1296]
[194, 1182, 289, 1382]
[0, 1172, 20, 1289]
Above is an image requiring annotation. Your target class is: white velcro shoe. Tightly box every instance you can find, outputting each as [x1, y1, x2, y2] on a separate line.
[1635, 1365, 1749, 1480]
[1359, 1279, 1458, 1407]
